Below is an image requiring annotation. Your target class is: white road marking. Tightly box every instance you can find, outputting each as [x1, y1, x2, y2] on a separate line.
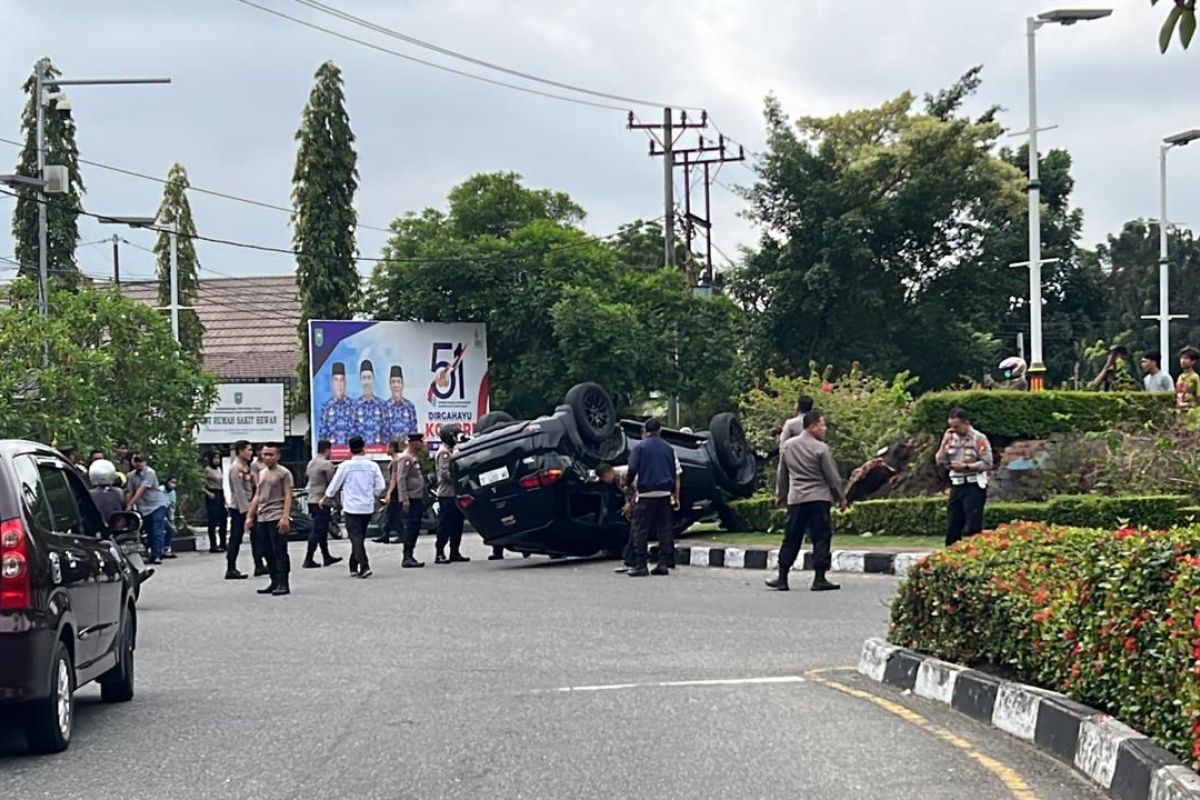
[553, 675, 807, 693]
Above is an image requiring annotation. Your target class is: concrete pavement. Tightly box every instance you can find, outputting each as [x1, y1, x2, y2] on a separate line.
[0, 535, 1101, 799]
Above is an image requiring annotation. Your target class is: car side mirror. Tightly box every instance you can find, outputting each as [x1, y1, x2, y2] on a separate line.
[107, 511, 142, 539]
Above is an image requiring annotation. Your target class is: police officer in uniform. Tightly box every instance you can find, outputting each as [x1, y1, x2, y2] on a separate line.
[377, 438, 407, 546]
[355, 359, 387, 446]
[319, 362, 355, 445]
[434, 425, 469, 564]
[396, 433, 428, 569]
[383, 365, 419, 441]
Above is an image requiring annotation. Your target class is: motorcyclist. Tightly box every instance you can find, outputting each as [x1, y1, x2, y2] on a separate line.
[88, 459, 125, 527]
[983, 356, 1029, 391]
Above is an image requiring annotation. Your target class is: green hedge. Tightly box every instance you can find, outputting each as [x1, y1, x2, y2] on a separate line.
[891, 523, 1200, 766]
[725, 493, 1193, 537]
[908, 390, 1175, 439]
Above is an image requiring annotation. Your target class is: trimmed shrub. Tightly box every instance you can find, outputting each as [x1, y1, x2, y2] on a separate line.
[908, 390, 1175, 440]
[723, 493, 1192, 537]
[890, 523, 1200, 766]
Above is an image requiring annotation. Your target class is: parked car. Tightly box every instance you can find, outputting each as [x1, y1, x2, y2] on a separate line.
[451, 383, 758, 557]
[0, 440, 142, 754]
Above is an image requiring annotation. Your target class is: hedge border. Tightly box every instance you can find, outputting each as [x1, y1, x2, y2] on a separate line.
[858, 639, 1200, 798]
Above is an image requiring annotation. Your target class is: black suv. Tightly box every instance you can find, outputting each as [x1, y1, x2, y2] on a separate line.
[0, 441, 141, 754]
[451, 384, 757, 557]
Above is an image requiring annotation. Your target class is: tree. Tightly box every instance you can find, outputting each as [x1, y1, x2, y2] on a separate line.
[11, 58, 85, 293]
[368, 172, 741, 420]
[0, 279, 216, 484]
[153, 163, 204, 356]
[731, 69, 1027, 389]
[293, 61, 359, 410]
[1153, 0, 1197, 51]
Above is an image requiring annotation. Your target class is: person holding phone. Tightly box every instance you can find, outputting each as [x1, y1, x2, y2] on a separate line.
[936, 407, 994, 547]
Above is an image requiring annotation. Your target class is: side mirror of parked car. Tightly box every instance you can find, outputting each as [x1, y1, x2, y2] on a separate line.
[106, 511, 142, 539]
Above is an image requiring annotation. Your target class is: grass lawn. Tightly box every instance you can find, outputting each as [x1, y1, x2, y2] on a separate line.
[681, 522, 944, 552]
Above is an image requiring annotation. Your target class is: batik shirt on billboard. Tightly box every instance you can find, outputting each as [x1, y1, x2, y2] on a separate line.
[382, 364, 418, 441]
[318, 361, 356, 445]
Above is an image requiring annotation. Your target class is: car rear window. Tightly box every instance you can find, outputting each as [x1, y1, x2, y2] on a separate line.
[13, 455, 54, 533]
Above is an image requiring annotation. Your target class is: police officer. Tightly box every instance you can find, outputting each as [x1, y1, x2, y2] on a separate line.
[377, 438, 407, 546]
[434, 425, 469, 564]
[355, 359, 387, 446]
[384, 365, 419, 442]
[319, 362, 355, 445]
[397, 433, 428, 569]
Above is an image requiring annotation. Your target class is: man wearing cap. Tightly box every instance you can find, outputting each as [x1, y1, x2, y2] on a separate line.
[384, 365, 419, 442]
[355, 359, 387, 446]
[393, 433, 429, 569]
[319, 362, 355, 445]
[434, 425, 469, 564]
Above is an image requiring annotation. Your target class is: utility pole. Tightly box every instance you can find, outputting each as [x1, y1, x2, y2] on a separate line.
[168, 221, 179, 342]
[628, 108, 707, 269]
[34, 59, 49, 332]
[111, 234, 121, 286]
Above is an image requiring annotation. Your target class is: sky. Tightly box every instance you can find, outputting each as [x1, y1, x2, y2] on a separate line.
[0, 0, 1195, 284]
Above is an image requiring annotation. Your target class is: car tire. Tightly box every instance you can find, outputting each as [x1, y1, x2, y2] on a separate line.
[564, 383, 616, 444]
[24, 639, 74, 754]
[100, 611, 135, 703]
[476, 411, 514, 435]
[709, 412, 751, 474]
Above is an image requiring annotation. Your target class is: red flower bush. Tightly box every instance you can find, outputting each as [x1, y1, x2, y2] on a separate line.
[891, 523, 1200, 766]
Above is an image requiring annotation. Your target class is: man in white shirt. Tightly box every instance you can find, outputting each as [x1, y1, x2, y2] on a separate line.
[322, 435, 385, 579]
[1142, 350, 1175, 394]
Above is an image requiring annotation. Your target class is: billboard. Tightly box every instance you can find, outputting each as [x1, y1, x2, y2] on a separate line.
[308, 320, 489, 459]
[197, 383, 285, 444]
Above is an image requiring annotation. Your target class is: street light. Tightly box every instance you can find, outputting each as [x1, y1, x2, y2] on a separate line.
[1143, 129, 1200, 368]
[97, 215, 182, 342]
[1021, 7, 1112, 391]
[29, 59, 169, 350]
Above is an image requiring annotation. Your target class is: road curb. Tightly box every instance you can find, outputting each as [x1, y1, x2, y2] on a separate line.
[662, 545, 932, 576]
[857, 638, 1200, 799]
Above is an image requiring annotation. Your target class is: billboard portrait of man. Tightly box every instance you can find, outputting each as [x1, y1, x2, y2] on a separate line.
[355, 359, 387, 445]
[318, 362, 355, 445]
[384, 365, 418, 441]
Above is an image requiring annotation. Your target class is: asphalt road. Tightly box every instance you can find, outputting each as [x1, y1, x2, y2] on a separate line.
[0, 534, 1101, 800]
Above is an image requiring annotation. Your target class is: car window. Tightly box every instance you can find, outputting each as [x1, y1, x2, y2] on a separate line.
[13, 456, 54, 534]
[37, 464, 87, 537]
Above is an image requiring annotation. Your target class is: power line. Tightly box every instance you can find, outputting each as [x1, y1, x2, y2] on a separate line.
[0, 136, 394, 234]
[0, 187, 647, 265]
[233, 0, 630, 112]
[291, 0, 700, 111]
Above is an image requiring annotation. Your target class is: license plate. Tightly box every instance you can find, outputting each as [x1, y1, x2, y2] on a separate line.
[479, 466, 509, 487]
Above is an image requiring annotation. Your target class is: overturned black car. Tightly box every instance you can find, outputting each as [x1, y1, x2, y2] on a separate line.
[450, 383, 757, 557]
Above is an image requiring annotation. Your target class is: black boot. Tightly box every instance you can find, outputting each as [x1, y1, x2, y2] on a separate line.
[765, 570, 790, 591]
[449, 551, 471, 563]
[208, 532, 220, 553]
[323, 552, 343, 567]
[811, 571, 841, 592]
[224, 569, 248, 580]
[402, 548, 425, 568]
[435, 551, 449, 564]
[256, 580, 278, 594]
[302, 558, 320, 569]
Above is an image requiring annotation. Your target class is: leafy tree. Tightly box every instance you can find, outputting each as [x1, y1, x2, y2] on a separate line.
[369, 172, 740, 419]
[1153, 0, 1197, 51]
[0, 279, 216, 484]
[153, 163, 204, 356]
[731, 69, 1027, 389]
[11, 58, 85, 293]
[293, 60, 359, 410]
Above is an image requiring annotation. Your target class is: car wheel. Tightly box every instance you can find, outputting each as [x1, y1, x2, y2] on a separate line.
[709, 412, 751, 474]
[24, 639, 74, 754]
[564, 383, 616, 444]
[100, 611, 135, 703]
[476, 411, 514, 435]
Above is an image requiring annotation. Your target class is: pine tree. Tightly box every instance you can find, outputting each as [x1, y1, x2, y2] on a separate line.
[154, 163, 204, 356]
[292, 60, 360, 411]
[12, 58, 85, 292]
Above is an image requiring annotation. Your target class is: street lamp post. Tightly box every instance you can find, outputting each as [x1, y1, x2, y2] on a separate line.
[28, 60, 169, 324]
[1023, 8, 1112, 391]
[1143, 129, 1200, 368]
[98, 216, 182, 343]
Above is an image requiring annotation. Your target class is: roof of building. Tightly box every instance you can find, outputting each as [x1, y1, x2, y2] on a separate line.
[121, 275, 302, 381]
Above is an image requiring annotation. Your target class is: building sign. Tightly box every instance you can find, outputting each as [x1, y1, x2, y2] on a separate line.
[308, 320, 489, 459]
[197, 383, 285, 444]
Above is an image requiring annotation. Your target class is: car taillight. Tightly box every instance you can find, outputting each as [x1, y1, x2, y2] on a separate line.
[457, 495, 474, 510]
[520, 469, 565, 490]
[0, 517, 30, 610]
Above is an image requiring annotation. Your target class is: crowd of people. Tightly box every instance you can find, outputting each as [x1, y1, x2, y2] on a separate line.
[1088, 345, 1200, 407]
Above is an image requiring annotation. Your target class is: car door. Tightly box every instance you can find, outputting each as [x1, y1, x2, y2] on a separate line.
[30, 459, 103, 668]
[62, 466, 124, 660]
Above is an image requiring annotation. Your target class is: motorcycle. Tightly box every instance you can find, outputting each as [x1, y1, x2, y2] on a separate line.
[110, 511, 155, 600]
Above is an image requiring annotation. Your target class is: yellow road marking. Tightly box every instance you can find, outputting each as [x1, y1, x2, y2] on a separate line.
[805, 670, 1038, 800]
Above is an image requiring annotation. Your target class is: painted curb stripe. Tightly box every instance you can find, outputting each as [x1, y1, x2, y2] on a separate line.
[670, 545, 933, 575]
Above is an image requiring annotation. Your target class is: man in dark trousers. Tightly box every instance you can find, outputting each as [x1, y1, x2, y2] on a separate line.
[396, 433, 428, 569]
[245, 443, 294, 596]
[377, 439, 406, 546]
[936, 407, 993, 546]
[434, 425, 469, 564]
[624, 418, 681, 578]
[224, 440, 254, 580]
[323, 436, 385, 579]
[768, 411, 846, 592]
[597, 462, 637, 573]
[302, 439, 343, 569]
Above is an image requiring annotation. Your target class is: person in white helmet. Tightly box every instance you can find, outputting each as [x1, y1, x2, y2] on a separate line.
[88, 459, 126, 527]
[984, 356, 1028, 391]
